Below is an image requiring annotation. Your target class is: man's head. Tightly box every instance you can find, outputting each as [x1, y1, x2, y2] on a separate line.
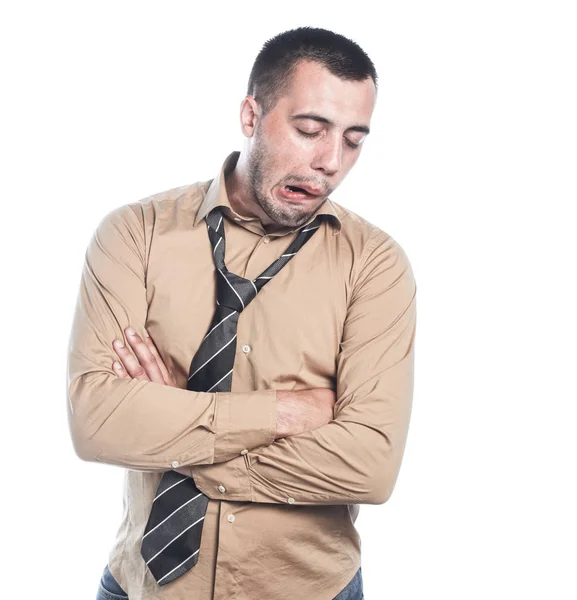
[227, 27, 378, 230]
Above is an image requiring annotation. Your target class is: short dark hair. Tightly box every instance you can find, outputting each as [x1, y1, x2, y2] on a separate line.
[247, 26, 378, 115]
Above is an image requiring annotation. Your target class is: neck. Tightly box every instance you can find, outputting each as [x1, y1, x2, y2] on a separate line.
[225, 152, 276, 228]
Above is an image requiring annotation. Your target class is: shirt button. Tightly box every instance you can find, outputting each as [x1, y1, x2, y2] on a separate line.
[227, 514, 235, 523]
[242, 344, 251, 354]
[263, 235, 270, 243]
[171, 461, 180, 468]
[287, 497, 295, 504]
[234, 216, 241, 221]
[218, 485, 226, 493]
[240, 449, 248, 455]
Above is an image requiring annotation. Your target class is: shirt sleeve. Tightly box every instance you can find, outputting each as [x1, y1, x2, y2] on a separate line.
[186, 230, 417, 505]
[66, 203, 277, 472]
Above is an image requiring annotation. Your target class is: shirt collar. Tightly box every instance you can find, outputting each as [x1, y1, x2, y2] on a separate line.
[193, 151, 342, 234]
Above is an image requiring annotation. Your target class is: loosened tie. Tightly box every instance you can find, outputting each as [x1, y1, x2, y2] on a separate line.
[140, 206, 323, 586]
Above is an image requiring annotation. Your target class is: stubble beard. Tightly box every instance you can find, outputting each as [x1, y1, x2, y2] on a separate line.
[246, 133, 324, 228]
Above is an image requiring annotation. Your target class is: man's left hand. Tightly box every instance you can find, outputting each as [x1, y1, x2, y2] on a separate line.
[112, 327, 177, 387]
[113, 327, 192, 477]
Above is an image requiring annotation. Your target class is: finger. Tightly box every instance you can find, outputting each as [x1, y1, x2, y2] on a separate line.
[112, 360, 131, 379]
[143, 329, 175, 386]
[124, 327, 166, 384]
[112, 338, 151, 382]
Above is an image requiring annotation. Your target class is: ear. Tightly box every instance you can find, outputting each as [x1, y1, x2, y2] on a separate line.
[239, 95, 261, 138]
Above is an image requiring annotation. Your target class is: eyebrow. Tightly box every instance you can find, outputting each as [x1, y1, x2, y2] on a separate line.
[290, 113, 370, 135]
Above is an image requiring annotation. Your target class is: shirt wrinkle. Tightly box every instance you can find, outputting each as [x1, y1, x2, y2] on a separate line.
[66, 150, 417, 600]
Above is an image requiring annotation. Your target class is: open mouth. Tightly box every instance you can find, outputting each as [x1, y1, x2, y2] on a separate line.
[280, 184, 318, 201]
[286, 185, 308, 193]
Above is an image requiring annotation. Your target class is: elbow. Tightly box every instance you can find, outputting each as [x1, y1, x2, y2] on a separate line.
[362, 440, 404, 505]
[67, 401, 101, 463]
[70, 430, 100, 463]
[366, 474, 397, 505]
[66, 373, 111, 464]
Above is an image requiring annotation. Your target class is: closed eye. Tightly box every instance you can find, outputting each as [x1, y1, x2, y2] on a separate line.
[297, 129, 321, 139]
[296, 129, 360, 149]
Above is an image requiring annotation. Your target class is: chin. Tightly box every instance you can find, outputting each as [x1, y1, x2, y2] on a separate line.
[274, 203, 311, 225]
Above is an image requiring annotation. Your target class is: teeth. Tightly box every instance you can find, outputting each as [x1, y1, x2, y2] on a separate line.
[287, 185, 306, 193]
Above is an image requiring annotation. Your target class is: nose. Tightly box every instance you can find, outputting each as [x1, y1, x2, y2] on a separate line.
[311, 133, 342, 176]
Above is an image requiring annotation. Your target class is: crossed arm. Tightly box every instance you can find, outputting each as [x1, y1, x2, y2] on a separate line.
[185, 230, 416, 506]
[67, 204, 417, 506]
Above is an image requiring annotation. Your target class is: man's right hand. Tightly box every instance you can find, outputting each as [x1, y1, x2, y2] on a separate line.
[274, 388, 336, 439]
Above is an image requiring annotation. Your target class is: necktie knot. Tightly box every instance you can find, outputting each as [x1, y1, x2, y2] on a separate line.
[206, 206, 323, 313]
[215, 268, 257, 312]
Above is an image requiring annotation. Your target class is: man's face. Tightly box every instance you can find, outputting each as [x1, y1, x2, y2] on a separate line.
[244, 60, 376, 228]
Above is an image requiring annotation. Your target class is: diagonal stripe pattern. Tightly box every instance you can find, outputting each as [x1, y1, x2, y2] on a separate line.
[140, 206, 324, 586]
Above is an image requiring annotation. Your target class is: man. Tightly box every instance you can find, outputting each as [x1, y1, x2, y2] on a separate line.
[67, 26, 417, 600]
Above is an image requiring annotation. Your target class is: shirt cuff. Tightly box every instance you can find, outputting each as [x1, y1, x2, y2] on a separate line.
[213, 389, 277, 463]
[191, 453, 253, 501]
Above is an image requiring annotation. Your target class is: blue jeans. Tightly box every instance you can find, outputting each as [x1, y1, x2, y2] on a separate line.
[96, 565, 128, 599]
[333, 566, 364, 600]
[96, 564, 363, 599]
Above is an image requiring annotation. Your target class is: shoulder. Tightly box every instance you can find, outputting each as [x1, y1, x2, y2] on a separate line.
[94, 179, 212, 238]
[327, 200, 416, 310]
[328, 199, 414, 279]
[127, 180, 210, 223]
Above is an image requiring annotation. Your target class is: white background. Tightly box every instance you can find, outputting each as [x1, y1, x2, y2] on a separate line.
[1, 1, 576, 598]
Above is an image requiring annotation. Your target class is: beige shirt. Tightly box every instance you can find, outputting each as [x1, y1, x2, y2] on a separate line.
[66, 150, 417, 600]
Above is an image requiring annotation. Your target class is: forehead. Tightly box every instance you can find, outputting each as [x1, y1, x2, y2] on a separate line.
[277, 60, 376, 123]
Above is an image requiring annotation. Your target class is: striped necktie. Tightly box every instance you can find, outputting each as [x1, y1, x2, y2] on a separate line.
[140, 205, 324, 586]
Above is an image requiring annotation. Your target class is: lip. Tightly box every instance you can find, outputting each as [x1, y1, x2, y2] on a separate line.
[277, 185, 318, 202]
[288, 182, 324, 196]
